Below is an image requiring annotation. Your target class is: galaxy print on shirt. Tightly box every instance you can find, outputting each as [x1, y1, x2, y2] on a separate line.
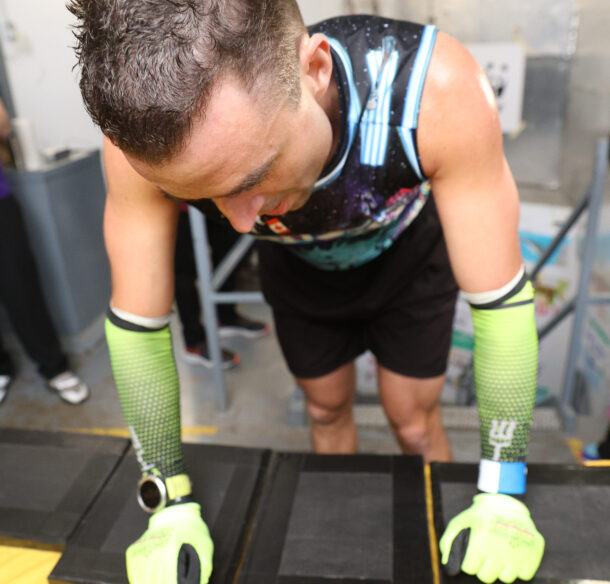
[253, 163, 431, 270]
[183, 16, 437, 271]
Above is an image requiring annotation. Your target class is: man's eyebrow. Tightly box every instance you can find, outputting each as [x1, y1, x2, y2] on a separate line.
[157, 156, 277, 202]
[215, 156, 277, 199]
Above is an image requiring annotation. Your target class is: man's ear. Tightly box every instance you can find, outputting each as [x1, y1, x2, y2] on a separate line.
[299, 33, 333, 98]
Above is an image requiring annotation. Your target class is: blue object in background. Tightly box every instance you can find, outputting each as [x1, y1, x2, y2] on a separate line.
[520, 231, 569, 266]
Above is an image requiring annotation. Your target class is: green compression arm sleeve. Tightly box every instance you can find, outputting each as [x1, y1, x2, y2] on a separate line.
[470, 276, 538, 468]
[105, 313, 186, 479]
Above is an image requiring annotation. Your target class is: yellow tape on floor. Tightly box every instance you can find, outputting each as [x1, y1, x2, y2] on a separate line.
[0, 545, 61, 584]
[424, 463, 441, 584]
[567, 437, 584, 463]
[67, 426, 218, 438]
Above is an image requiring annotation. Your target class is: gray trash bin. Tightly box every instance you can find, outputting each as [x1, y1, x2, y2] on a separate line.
[6, 150, 110, 352]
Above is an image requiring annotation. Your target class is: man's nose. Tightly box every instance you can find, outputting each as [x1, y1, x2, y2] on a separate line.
[216, 193, 265, 233]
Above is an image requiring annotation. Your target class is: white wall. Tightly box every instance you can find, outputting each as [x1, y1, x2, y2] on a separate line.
[0, 0, 102, 152]
[297, 0, 348, 24]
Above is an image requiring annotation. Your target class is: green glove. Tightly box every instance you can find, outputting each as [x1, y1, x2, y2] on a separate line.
[126, 502, 213, 584]
[439, 493, 544, 583]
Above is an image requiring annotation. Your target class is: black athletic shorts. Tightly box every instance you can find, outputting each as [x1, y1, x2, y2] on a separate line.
[257, 197, 458, 379]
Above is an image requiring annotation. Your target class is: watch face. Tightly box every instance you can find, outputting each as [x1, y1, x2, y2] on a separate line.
[138, 476, 166, 512]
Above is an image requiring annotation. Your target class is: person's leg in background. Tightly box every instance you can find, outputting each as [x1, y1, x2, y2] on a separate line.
[582, 422, 610, 461]
[174, 208, 240, 369]
[598, 425, 610, 459]
[0, 333, 15, 402]
[0, 195, 88, 404]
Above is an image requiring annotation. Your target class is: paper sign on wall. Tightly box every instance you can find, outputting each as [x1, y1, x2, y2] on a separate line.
[467, 42, 527, 135]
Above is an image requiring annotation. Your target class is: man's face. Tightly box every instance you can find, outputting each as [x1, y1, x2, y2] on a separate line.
[127, 74, 335, 233]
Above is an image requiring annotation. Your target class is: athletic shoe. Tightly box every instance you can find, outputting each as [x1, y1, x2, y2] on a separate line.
[218, 315, 270, 339]
[183, 341, 240, 370]
[581, 442, 600, 461]
[0, 374, 11, 404]
[47, 371, 90, 405]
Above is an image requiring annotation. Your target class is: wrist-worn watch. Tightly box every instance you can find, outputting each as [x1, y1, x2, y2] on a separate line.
[137, 473, 192, 513]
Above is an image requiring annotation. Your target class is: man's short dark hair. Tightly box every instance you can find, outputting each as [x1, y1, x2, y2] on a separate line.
[68, 0, 305, 163]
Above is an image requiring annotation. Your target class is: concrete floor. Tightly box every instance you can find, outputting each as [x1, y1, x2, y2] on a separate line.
[0, 301, 580, 465]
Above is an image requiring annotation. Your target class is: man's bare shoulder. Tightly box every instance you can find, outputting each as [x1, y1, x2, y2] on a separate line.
[418, 32, 503, 179]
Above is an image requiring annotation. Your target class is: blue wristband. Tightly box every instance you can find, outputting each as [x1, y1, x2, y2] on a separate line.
[477, 460, 527, 495]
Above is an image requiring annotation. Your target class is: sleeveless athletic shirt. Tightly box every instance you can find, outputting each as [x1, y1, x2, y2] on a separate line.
[180, 16, 437, 271]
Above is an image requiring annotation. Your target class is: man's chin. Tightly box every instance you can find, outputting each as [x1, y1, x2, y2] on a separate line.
[263, 189, 313, 217]
[292, 189, 313, 212]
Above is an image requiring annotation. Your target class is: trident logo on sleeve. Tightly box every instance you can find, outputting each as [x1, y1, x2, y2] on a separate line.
[489, 419, 517, 460]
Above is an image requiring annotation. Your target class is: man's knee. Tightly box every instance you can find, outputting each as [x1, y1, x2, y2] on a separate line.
[306, 398, 352, 426]
[391, 415, 434, 452]
[298, 363, 356, 426]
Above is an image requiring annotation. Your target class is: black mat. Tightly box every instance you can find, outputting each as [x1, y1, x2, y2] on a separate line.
[0, 428, 129, 550]
[49, 443, 270, 584]
[431, 463, 610, 584]
[238, 453, 433, 584]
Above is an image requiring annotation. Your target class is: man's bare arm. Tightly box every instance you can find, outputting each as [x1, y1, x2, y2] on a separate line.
[418, 32, 522, 292]
[419, 34, 544, 584]
[102, 140, 212, 581]
[103, 137, 179, 317]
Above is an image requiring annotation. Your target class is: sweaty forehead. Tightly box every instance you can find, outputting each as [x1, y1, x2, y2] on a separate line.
[191, 81, 286, 174]
[192, 88, 273, 161]
[133, 81, 284, 197]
